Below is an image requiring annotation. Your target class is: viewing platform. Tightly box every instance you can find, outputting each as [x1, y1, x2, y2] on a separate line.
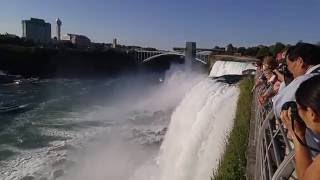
[247, 71, 297, 180]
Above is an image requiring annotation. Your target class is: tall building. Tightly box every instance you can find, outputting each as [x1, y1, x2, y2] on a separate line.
[113, 38, 117, 48]
[22, 18, 51, 43]
[185, 42, 196, 64]
[56, 18, 62, 40]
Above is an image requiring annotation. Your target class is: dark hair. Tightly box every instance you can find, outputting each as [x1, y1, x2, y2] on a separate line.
[286, 43, 320, 65]
[296, 75, 320, 114]
[256, 60, 263, 67]
[263, 56, 277, 70]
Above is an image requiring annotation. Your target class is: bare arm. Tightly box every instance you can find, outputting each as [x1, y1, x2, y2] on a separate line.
[280, 110, 315, 179]
[301, 155, 320, 180]
[273, 69, 284, 82]
[292, 136, 313, 179]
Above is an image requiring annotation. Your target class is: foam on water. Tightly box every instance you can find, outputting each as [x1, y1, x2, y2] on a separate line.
[0, 79, 118, 180]
[0, 111, 109, 180]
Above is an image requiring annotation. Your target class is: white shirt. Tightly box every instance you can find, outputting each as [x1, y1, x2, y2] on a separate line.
[306, 64, 320, 74]
[272, 64, 320, 118]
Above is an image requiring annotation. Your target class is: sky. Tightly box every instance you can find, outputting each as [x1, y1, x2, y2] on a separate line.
[0, 0, 319, 50]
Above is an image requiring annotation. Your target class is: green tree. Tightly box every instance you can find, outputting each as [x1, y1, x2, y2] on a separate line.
[256, 46, 270, 58]
[269, 42, 285, 56]
[226, 43, 234, 52]
[244, 47, 259, 56]
[237, 47, 246, 54]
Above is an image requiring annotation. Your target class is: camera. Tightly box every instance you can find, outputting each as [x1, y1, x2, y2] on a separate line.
[277, 63, 293, 85]
[281, 101, 306, 126]
[281, 102, 320, 153]
[278, 63, 290, 76]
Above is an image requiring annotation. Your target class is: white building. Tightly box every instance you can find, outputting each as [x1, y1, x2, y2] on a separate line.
[3, 32, 19, 39]
[113, 38, 117, 48]
[62, 34, 91, 47]
[56, 18, 62, 40]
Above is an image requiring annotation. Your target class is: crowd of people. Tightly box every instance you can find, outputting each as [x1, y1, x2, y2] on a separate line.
[253, 42, 320, 179]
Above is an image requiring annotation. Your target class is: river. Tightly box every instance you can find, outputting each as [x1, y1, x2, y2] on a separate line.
[0, 61, 254, 180]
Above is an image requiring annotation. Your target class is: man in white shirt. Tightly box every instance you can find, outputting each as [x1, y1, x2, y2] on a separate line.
[273, 43, 320, 155]
[273, 43, 320, 118]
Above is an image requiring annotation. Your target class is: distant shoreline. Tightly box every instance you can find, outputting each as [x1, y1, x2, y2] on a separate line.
[210, 54, 259, 62]
[0, 44, 138, 78]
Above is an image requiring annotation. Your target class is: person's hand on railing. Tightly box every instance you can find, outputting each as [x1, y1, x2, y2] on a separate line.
[258, 95, 267, 105]
[258, 92, 274, 106]
[252, 79, 264, 93]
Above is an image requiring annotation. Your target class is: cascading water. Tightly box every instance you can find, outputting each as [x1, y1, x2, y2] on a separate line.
[209, 60, 256, 77]
[156, 79, 239, 180]
[131, 60, 254, 180]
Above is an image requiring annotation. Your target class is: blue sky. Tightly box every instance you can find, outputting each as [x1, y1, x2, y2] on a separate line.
[0, 0, 319, 50]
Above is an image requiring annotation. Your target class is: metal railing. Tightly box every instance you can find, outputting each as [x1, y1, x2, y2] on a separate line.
[253, 82, 297, 180]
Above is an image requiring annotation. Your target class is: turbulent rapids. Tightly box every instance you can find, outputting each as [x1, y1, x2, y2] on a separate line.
[0, 61, 255, 180]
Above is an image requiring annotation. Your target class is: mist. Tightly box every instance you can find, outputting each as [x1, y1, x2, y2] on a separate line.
[61, 64, 205, 180]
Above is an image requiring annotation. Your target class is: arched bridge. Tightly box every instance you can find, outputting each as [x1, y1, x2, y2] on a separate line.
[133, 50, 210, 64]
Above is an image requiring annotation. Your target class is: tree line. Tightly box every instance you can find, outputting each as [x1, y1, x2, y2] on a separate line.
[216, 41, 320, 59]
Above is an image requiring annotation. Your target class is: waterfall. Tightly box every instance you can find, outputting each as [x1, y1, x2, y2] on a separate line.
[154, 60, 256, 180]
[130, 60, 255, 180]
[209, 60, 256, 77]
[156, 78, 239, 180]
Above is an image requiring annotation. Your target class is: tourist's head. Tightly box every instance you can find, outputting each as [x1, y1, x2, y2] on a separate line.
[262, 56, 277, 71]
[263, 69, 273, 80]
[296, 75, 320, 133]
[286, 43, 320, 78]
[277, 47, 289, 64]
[256, 60, 263, 68]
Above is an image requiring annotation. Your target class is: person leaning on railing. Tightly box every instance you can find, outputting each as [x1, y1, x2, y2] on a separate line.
[273, 43, 320, 155]
[252, 60, 264, 92]
[258, 68, 281, 105]
[274, 47, 290, 84]
[273, 43, 320, 118]
[257, 56, 282, 105]
[280, 75, 320, 180]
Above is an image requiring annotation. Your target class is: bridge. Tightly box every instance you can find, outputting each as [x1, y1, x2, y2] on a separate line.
[133, 42, 211, 65]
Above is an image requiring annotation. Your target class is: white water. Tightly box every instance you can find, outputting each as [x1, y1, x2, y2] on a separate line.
[60, 67, 206, 180]
[132, 60, 258, 180]
[65, 61, 249, 180]
[2, 60, 252, 180]
[157, 79, 239, 180]
[209, 60, 256, 77]
[131, 78, 239, 180]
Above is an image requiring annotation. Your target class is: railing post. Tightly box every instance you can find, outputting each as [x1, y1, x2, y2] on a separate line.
[253, 89, 296, 180]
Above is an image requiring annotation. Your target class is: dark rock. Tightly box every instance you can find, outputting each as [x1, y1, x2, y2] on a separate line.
[214, 74, 245, 84]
